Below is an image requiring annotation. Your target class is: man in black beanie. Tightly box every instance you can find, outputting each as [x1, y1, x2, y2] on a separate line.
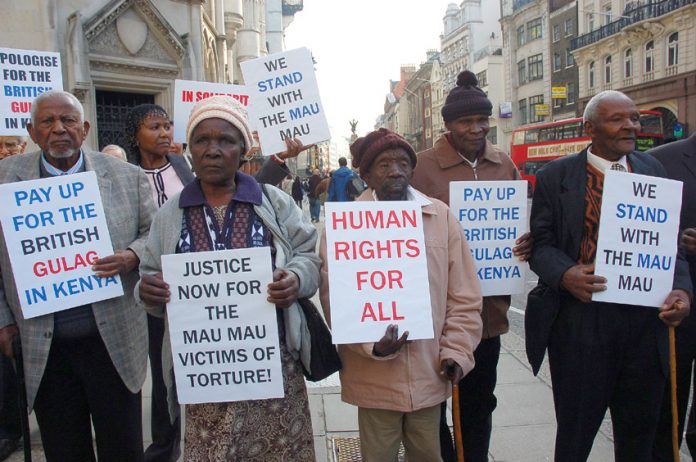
[412, 70, 533, 462]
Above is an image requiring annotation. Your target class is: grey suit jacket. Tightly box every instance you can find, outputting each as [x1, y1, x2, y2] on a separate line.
[0, 150, 156, 408]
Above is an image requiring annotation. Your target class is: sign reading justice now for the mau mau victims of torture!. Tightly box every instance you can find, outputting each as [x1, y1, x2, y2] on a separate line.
[0, 172, 122, 318]
[0, 47, 63, 136]
[162, 247, 284, 404]
[325, 201, 433, 344]
[449, 180, 528, 296]
[241, 47, 330, 156]
[593, 170, 682, 307]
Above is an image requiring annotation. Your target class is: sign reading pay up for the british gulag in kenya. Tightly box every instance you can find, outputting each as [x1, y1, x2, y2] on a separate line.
[0, 47, 63, 136]
[0, 172, 123, 318]
[449, 181, 528, 296]
[162, 247, 284, 404]
[241, 47, 330, 156]
[325, 201, 434, 345]
[593, 171, 682, 307]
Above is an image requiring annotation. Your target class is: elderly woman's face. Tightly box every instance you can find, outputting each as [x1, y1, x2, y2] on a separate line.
[189, 118, 244, 186]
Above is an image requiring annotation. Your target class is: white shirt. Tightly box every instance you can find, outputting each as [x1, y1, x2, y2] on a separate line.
[586, 146, 628, 173]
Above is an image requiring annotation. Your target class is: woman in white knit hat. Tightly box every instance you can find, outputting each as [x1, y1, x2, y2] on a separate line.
[135, 96, 320, 461]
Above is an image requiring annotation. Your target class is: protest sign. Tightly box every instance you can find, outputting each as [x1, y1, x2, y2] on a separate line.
[240, 47, 330, 155]
[593, 171, 682, 307]
[173, 79, 249, 143]
[162, 247, 283, 404]
[0, 47, 63, 136]
[325, 201, 433, 344]
[449, 181, 528, 296]
[0, 172, 122, 318]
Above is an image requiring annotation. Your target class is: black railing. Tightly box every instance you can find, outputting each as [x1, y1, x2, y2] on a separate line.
[572, 0, 695, 50]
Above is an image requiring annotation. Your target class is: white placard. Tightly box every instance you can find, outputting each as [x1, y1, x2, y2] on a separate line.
[240, 47, 330, 155]
[325, 202, 433, 344]
[449, 181, 528, 296]
[162, 247, 283, 404]
[173, 79, 249, 143]
[593, 170, 682, 307]
[0, 172, 122, 318]
[0, 47, 63, 136]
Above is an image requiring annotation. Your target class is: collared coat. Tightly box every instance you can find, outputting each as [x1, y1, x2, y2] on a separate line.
[411, 135, 520, 339]
[0, 150, 156, 408]
[319, 189, 482, 412]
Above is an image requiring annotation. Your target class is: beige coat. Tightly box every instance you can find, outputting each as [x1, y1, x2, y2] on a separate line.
[319, 189, 482, 412]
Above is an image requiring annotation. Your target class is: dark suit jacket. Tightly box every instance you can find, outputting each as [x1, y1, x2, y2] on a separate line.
[525, 148, 693, 375]
[650, 134, 696, 286]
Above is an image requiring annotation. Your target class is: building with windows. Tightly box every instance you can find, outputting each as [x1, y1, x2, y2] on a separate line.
[441, 1, 485, 93]
[472, 34, 509, 149]
[500, 0, 551, 140]
[0, 0, 303, 152]
[549, 0, 579, 119]
[572, 0, 696, 138]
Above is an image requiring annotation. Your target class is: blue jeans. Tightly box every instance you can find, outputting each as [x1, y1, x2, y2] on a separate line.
[309, 197, 321, 221]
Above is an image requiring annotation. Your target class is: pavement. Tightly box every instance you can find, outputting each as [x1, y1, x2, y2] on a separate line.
[6, 204, 695, 461]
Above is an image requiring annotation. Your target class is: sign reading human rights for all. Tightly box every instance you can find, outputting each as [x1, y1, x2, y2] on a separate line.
[173, 79, 249, 143]
[240, 47, 330, 155]
[324, 202, 433, 344]
[162, 247, 283, 404]
[0, 172, 122, 318]
[450, 181, 528, 296]
[593, 171, 682, 307]
[0, 47, 63, 136]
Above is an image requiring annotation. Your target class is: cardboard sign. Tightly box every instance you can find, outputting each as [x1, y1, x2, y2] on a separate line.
[0, 47, 63, 136]
[324, 201, 433, 344]
[593, 171, 682, 307]
[162, 247, 283, 404]
[241, 47, 330, 155]
[0, 172, 122, 318]
[173, 79, 249, 143]
[450, 181, 528, 296]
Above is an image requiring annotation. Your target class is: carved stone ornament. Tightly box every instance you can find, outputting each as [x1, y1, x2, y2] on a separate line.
[116, 8, 148, 55]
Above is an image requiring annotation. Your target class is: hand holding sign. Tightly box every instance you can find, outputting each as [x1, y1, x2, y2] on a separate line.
[513, 232, 534, 261]
[561, 264, 607, 303]
[92, 249, 139, 278]
[372, 324, 408, 357]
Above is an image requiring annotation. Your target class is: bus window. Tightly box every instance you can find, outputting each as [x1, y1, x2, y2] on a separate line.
[523, 160, 551, 176]
[639, 114, 662, 134]
[512, 131, 526, 145]
[524, 128, 540, 144]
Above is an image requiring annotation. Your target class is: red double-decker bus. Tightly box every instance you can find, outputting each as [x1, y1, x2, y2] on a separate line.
[510, 110, 664, 194]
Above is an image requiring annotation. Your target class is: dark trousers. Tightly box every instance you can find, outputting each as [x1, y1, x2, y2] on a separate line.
[33, 334, 143, 462]
[549, 302, 665, 462]
[439, 336, 501, 462]
[0, 355, 19, 441]
[653, 312, 696, 461]
[145, 315, 180, 462]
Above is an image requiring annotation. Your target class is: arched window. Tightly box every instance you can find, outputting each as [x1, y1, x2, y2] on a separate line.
[667, 32, 679, 67]
[645, 41, 654, 73]
[589, 61, 595, 88]
[624, 49, 633, 78]
[604, 56, 612, 83]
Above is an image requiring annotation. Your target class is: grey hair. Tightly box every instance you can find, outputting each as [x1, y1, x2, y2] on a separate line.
[30, 90, 85, 125]
[102, 144, 127, 161]
[583, 90, 632, 124]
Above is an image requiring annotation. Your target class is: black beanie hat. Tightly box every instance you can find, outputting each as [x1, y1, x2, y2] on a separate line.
[441, 70, 493, 123]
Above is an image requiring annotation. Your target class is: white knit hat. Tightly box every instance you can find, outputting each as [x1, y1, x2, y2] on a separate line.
[185, 95, 253, 155]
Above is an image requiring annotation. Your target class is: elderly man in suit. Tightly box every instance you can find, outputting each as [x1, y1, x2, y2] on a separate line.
[651, 131, 696, 461]
[526, 90, 692, 462]
[0, 90, 155, 461]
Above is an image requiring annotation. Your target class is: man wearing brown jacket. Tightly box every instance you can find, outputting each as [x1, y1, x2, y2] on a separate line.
[411, 70, 532, 462]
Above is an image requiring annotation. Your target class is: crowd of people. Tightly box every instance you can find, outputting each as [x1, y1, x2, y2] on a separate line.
[0, 67, 692, 462]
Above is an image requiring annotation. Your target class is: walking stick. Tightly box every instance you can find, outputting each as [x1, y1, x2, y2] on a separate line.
[669, 326, 679, 462]
[452, 383, 465, 462]
[12, 336, 31, 462]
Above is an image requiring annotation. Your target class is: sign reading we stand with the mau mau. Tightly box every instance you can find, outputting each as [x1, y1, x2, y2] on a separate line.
[593, 171, 682, 307]
[172, 80, 249, 143]
[449, 181, 528, 296]
[162, 247, 284, 404]
[0, 47, 63, 136]
[0, 172, 122, 318]
[325, 202, 434, 344]
[241, 47, 330, 156]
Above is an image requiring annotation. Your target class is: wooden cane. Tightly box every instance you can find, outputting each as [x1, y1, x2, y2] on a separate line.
[669, 325, 679, 462]
[452, 383, 465, 462]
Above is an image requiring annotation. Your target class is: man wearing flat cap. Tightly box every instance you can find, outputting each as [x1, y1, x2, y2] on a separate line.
[319, 128, 483, 461]
[411, 70, 532, 462]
